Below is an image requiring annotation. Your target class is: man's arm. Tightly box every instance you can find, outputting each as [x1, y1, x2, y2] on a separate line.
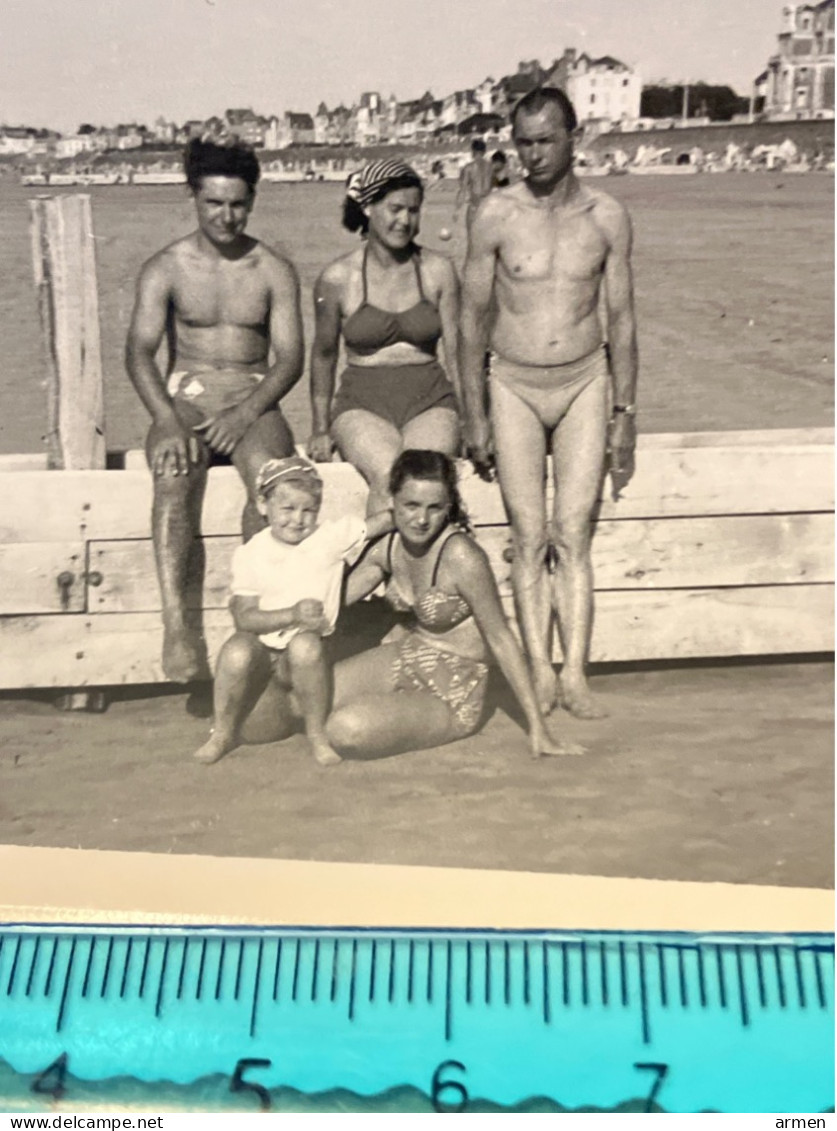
[307, 269, 342, 461]
[458, 199, 500, 474]
[602, 201, 639, 496]
[125, 255, 200, 476]
[196, 252, 304, 457]
[434, 256, 463, 411]
[453, 163, 470, 218]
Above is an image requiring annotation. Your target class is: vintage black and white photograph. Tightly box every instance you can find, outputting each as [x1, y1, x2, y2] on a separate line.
[0, 0, 832, 893]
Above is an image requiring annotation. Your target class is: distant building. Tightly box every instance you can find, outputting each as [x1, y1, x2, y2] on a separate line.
[755, 1, 835, 119]
[545, 49, 641, 127]
[0, 127, 36, 155]
[284, 112, 315, 146]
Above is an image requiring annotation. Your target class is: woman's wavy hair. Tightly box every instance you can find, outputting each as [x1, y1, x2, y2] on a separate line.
[342, 172, 424, 235]
[389, 450, 471, 533]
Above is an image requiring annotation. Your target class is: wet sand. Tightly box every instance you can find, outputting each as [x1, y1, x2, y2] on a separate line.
[1, 657, 831, 888]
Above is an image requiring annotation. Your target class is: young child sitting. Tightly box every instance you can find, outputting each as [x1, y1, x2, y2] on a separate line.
[193, 455, 391, 767]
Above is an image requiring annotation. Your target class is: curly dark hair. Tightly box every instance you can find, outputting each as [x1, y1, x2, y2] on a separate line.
[389, 450, 471, 532]
[184, 138, 261, 193]
[511, 86, 578, 133]
[342, 173, 424, 235]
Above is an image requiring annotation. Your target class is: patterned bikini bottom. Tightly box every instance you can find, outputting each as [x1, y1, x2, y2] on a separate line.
[391, 633, 489, 739]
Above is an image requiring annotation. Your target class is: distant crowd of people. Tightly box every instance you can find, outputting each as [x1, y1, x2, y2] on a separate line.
[126, 87, 638, 767]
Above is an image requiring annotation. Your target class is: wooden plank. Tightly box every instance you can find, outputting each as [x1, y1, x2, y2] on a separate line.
[0, 543, 86, 614]
[0, 585, 830, 688]
[28, 195, 105, 470]
[89, 512, 835, 614]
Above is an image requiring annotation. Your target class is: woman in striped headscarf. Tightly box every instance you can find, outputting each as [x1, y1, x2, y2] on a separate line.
[307, 158, 461, 513]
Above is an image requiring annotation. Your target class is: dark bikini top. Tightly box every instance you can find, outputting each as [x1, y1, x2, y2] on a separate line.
[384, 529, 473, 632]
[342, 246, 442, 357]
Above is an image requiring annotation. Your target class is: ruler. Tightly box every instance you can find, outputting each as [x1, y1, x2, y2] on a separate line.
[0, 926, 833, 1113]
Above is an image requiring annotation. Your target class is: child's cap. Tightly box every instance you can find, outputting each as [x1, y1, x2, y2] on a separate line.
[256, 455, 323, 499]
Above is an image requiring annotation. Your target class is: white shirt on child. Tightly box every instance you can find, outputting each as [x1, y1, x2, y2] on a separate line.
[230, 516, 367, 650]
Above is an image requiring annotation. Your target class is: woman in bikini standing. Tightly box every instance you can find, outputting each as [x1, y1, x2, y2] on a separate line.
[323, 450, 585, 760]
[307, 160, 460, 512]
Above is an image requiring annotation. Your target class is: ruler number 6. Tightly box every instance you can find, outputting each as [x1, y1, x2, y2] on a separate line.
[431, 1059, 469, 1112]
[634, 1061, 669, 1112]
[230, 1057, 273, 1112]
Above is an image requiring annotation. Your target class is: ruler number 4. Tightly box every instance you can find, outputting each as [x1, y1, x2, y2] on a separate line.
[230, 1057, 273, 1112]
[634, 1061, 669, 1112]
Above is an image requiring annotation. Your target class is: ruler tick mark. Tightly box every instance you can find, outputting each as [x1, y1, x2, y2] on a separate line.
[812, 948, 826, 1009]
[715, 945, 728, 1009]
[444, 940, 453, 1042]
[215, 939, 226, 1001]
[81, 937, 96, 998]
[754, 944, 766, 1007]
[6, 936, 22, 996]
[250, 938, 264, 1039]
[291, 939, 301, 1002]
[523, 941, 531, 1006]
[696, 947, 707, 1007]
[504, 940, 511, 1006]
[387, 939, 395, 1004]
[426, 940, 434, 1003]
[176, 939, 189, 1000]
[600, 940, 609, 1007]
[656, 945, 668, 1008]
[369, 939, 377, 1002]
[637, 943, 651, 1044]
[234, 940, 245, 1001]
[44, 937, 59, 997]
[735, 946, 750, 1027]
[155, 938, 170, 1018]
[465, 941, 472, 1004]
[138, 938, 151, 999]
[580, 940, 589, 1006]
[25, 937, 41, 997]
[562, 941, 570, 1006]
[272, 938, 283, 1001]
[120, 938, 132, 999]
[348, 938, 358, 1021]
[793, 947, 806, 1009]
[774, 946, 787, 1008]
[542, 943, 551, 1024]
[619, 941, 628, 1007]
[677, 947, 688, 1008]
[407, 939, 415, 1004]
[196, 938, 207, 1000]
[55, 938, 77, 1033]
[101, 935, 114, 998]
[311, 938, 321, 1002]
[484, 940, 491, 1005]
[331, 938, 339, 1003]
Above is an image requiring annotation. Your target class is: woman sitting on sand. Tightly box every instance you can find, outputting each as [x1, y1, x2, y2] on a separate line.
[307, 159, 461, 513]
[324, 450, 584, 760]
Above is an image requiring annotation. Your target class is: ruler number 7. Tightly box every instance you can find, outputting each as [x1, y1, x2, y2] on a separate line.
[634, 1061, 669, 1112]
[230, 1057, 273, 1111]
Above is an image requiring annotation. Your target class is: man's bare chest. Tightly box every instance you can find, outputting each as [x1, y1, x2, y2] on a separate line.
[498, 210, 609, 284]
[171, 261, 271, 329]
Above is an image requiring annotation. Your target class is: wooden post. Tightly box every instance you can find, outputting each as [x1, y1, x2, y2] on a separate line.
[29, 194, 105, 470]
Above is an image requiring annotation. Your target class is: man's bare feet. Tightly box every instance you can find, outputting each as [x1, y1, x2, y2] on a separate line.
[558, 674, 609, 720]
[532, 660, 559, 716]
[538, 738, 587, 758]
[162, 627, 205, 684]
[193, 729, 236, 765]
[309, 737, 342, 767]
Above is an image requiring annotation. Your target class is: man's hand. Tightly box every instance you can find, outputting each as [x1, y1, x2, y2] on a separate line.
[193, 403, 257, 457]
[607, 414, 637, 500]
[293, 598, 329, 634]
[465, 415, 495, 481]
[306, 431, 333, 463]
[151, 417, 202, 477]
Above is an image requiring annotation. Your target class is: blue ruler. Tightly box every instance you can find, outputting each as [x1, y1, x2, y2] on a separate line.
[0, 926, 833, 1113]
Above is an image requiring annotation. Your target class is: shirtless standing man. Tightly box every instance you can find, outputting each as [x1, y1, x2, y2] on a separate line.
[459, 88, 638, 719]
[454, 138, 494, 239]
[126, 138, 303, 683]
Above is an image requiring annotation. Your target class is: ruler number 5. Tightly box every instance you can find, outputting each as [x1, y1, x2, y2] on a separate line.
[230, 1057, 273, 1112]
[634, 1061, 669, 1112]
[432, 1059, 469, 1112]
[31, 1052, 69, 1100]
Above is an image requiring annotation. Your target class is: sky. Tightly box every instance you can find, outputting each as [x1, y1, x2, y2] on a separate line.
[1, 0, 784, 133]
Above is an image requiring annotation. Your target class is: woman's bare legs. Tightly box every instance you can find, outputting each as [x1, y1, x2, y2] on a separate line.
[332, 409, 402, 516]
[402, 406, 460, 455]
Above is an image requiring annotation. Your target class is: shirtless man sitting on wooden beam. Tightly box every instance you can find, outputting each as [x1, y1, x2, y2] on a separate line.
[126, 137, 303, 683]
[459, 87, 638, 719]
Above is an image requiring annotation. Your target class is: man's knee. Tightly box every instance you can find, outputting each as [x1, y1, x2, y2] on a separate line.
[553, 514, 594, 559]
[287, 630, 325, 669]
[326, 707, 363, 751]
[511, 526, 550, 566]
[220, 631, 265, 672]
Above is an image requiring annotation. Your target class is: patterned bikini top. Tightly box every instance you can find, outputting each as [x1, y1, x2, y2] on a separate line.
[342, 246, 442, 357]
[384, 530, 473, 632]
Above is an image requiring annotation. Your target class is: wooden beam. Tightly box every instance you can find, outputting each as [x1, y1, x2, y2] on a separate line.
[0, 585, 831, 688]
[86, 512, 834, 615]
[28, 194, 105, 470]
[0, 543, 86, 614]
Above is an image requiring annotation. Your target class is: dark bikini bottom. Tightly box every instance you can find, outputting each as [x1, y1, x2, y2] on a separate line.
[331, 360, 458, 431]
